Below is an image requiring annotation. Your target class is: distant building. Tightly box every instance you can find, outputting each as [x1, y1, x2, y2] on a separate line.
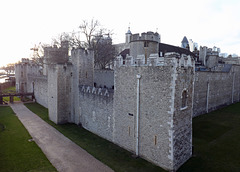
[188, 39, 198, 52]
[181, 36, 189, 49]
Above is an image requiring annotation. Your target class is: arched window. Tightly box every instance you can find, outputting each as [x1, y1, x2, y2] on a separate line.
[181, 90, 188, 109]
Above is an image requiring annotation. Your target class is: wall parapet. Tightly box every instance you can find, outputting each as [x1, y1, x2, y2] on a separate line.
[115, 52, 195, 68]
[80, 85, 114, 98]
[130, 32, 160, 43]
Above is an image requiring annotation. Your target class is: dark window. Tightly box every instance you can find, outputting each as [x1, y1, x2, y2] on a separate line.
[144, 41, 149, 47]
[181, 90, 187, 108]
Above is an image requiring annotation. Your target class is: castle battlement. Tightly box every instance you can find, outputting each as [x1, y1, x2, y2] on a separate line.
[115, 52, 194, 68]
[80, 85, 114, 98]
[71, 48, 94, 57]
[130, 31, 160, 43]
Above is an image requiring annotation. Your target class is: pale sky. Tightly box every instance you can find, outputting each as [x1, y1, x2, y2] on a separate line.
[1, 0, 240, 67]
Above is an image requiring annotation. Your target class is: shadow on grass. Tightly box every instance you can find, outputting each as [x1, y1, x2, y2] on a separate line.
[24, 103, 165, 172]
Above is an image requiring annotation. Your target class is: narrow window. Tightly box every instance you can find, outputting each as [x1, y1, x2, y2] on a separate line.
[181, 90, 187, 109]
[21, 71, 23, 77]
[144, 41, 149, 47]
[86, 72, 88, 78]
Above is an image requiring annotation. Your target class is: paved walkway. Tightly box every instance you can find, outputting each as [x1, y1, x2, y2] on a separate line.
[10, 102, 114, 172]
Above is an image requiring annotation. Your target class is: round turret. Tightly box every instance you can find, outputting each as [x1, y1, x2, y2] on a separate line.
[129, 31, 160, 62]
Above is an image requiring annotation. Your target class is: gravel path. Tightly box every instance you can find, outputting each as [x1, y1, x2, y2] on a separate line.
[10, 102, 114, 172]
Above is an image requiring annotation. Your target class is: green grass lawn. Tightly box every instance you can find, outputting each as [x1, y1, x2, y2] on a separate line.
[25, 103, 165, 172]
[178, 102, 240, 172]
[25, 102, 240, 172]
[0, 106, 57, 172]
[2, 86, 21, 102]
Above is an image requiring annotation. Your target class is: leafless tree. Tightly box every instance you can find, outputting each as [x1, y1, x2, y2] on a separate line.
[2, 63, 15, 74]
[31, 19, 116, 68]
[79, 19, 100, 48]
[92, 35, 117, 69]
[79, 19, 116, 69]
[30, 43, 44, 67]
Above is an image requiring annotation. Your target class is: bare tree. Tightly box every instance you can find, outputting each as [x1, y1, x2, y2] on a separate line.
[30, 43, 44, 67]
[79, 19, 116, 69]
[79, 19, 100, 48]
[92, 35, 117, 69]
[2, 63, 15, 74]
[30, 19, 116, 68]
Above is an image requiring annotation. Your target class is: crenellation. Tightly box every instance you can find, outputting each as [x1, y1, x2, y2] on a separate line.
[80, 85, 114, 99]
[130, 32, 160, 43]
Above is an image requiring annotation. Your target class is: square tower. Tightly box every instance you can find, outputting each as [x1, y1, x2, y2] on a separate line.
[113, 53, 194, 171]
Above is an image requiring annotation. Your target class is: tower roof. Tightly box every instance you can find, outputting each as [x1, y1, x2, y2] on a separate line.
[126, 27, 131, 34]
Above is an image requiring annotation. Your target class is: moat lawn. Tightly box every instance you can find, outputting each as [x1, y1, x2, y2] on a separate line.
[25, 102, 240, 172]
[0, 106, 57, 172]
[179, 102, 240, 172]
[25, 103, 165, 172]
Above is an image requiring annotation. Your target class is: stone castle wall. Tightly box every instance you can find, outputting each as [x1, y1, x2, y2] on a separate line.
[93, 69, 114, 89]
[29, 75, 48, 108]
[15, 62, 48, 108]
[193, 65, 240, 117]
[48, 64, 73, 124]
[79, 86, 114, 141]
[14, 44, 240, 171]
[113, 53, 194, 171]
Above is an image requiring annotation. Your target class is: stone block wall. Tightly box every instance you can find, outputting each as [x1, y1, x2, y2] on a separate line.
[31, 76, 48, 108]
[71, 48, 94, 86]
[130, 41, 159, 61]
[48, 64, 73, 124]
[79, 86, 114, 141]
[93, 69, 114, 89]
[113, 53, 194, 171]
[193, 65, 240, 117]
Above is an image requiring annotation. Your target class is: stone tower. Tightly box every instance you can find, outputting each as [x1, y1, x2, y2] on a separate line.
[70, 48, 95, 123]
[72, 48, 94, 87]
[15, 58, 39, 93]
[113, 52, 194, 171]
[130, 32, 160, 63]
[47, 63, 73, 124]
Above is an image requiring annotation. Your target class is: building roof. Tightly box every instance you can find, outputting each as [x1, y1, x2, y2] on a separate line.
[118, 42, 195, 59]
[119, 49, 130, 59]
[126, 27, 132, 34]
[159, 43, 195, 57]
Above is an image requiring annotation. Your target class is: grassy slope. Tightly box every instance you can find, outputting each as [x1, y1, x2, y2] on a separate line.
[0, 106, 57, 172]
[179, 103, 240, 172]
[25, 103, 165, 172]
